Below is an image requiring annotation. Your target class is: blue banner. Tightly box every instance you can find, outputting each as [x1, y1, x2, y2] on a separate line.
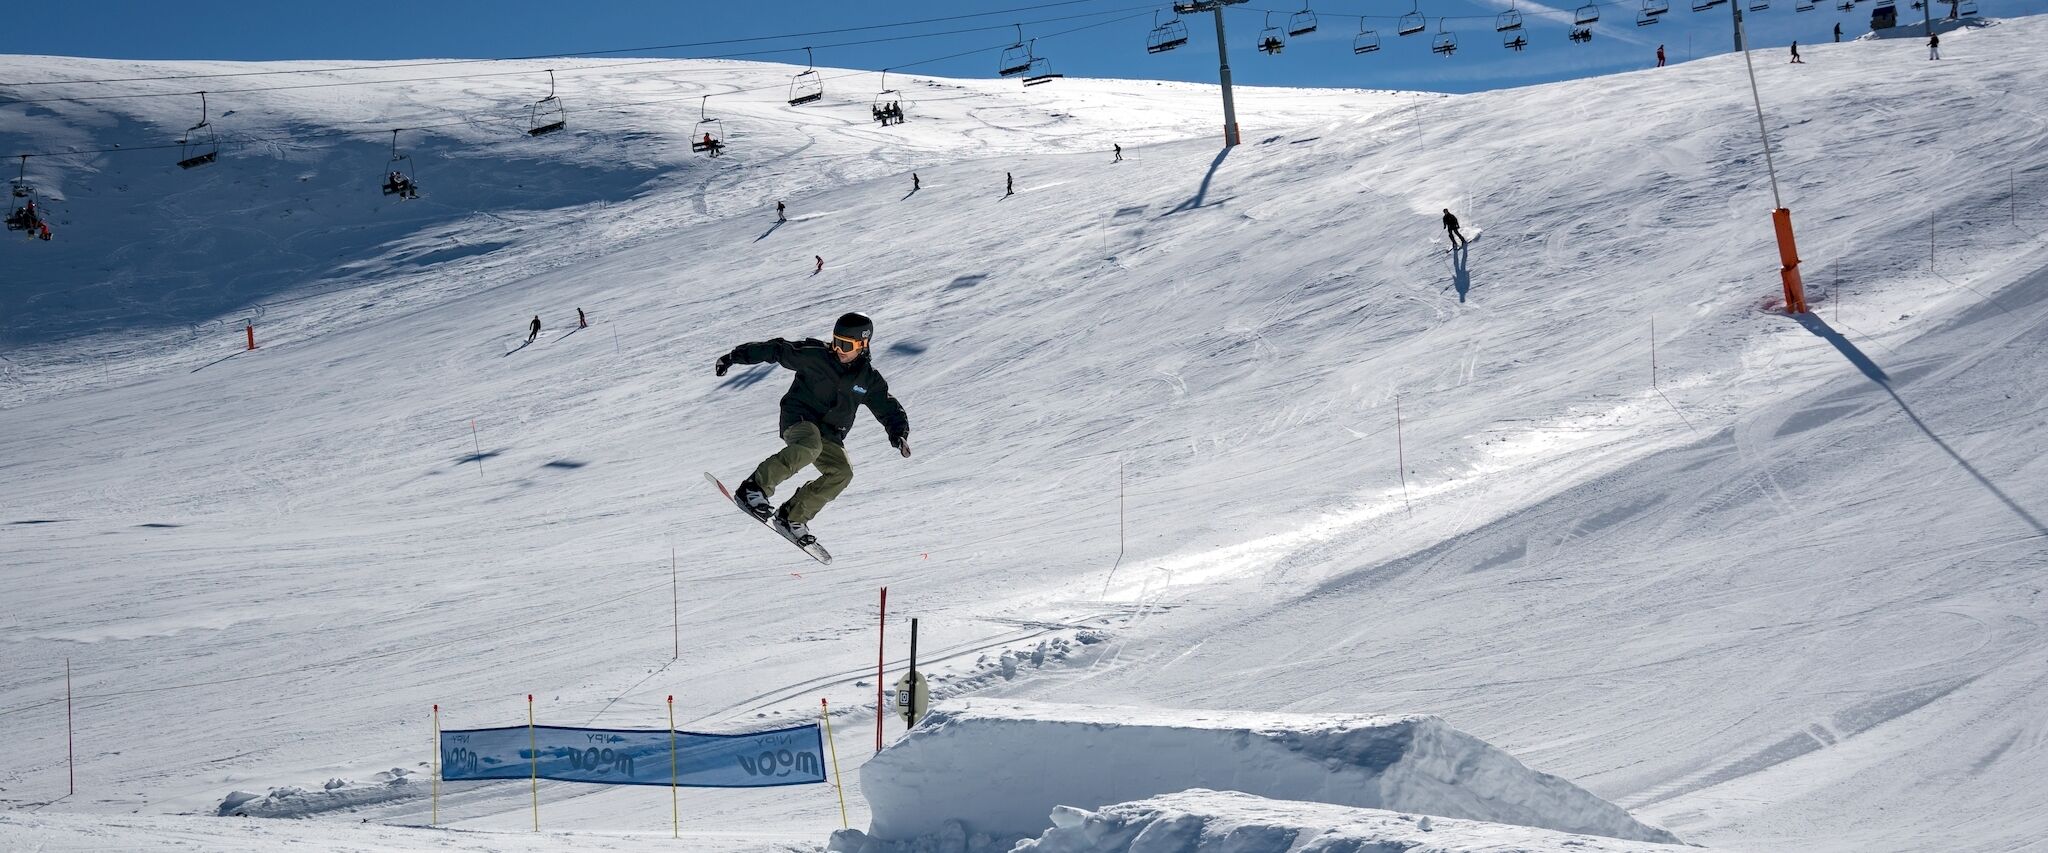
[440, 722, 826, 788]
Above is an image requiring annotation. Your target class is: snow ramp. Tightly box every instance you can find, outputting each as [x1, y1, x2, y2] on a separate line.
[838, 702, 1679, 851]
[1012, 789, 1697, 853]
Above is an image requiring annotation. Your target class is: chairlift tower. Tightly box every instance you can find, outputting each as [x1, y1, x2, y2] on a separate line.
[1172, 0, 1251, 147]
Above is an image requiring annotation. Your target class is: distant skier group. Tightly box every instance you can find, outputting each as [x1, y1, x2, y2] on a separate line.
[520, 308, 588, 344]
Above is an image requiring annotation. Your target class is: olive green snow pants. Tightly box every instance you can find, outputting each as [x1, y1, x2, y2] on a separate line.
[751, 422, 852, 525]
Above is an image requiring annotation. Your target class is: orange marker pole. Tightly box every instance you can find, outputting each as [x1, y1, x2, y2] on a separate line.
[245, 323, 256, 351]
[822, 698, 849, 828]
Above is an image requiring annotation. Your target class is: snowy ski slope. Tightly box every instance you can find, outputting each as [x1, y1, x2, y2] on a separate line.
[4, 15, 2048, 852]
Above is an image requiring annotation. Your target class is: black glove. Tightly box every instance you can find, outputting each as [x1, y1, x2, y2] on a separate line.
[714, 355, 733, 377]
[892, 435, 912, 458]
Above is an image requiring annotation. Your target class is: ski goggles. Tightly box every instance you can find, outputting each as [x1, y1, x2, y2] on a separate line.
[830, 334, 867, 354]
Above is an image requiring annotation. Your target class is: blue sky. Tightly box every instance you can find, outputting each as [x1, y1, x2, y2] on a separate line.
[3, 0, 2039, 93]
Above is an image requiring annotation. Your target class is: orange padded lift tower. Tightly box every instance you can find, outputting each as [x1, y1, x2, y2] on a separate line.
[1773, 208, 1807, 313]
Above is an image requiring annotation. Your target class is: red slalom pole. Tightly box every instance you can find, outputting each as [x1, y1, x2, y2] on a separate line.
[876, 586, 887, 753]
[245, 323, 256, 351]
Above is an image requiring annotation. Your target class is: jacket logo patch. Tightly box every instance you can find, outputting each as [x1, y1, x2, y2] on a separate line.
[852, 385, 868, 395]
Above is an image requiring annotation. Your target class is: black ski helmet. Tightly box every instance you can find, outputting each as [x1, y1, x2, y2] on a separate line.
[832, 312, 874, 344]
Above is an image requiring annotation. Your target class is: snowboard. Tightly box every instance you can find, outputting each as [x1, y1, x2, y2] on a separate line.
[704, 472, 833, 564]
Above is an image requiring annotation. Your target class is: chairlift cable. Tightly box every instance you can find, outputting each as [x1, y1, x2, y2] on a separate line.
[0, 0, 1135, 88]
[3, 11, 1149, 162]
[0, 4, 1156, 107]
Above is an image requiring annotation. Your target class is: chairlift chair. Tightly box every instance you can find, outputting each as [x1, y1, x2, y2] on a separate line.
[1574, 3, 1602, 23]
[382, 130, 419, 199]
[1643, 0, 1670, 16]
[1287, 2, 1319, 36]
[872, 70, 910, 125]
[1692, 0, 1716, 12]
[1836, 0, 1854, 10]
[999, 26, 1037, 76]
[1431, 18, 1459, 54]
[692, 96, 726, 155]
[1399, 0, 1428, 35]
[1569, 25, 1595, 41]
[1497, 7, 1523, 31]
[177, 91, 219, 170]
[1023, 55, 1063, 86]
[1258, 12, 1286, 53]
[788, 47, 824, 106]
[1147, 11, 1191, 53]
[10, 155, 30, 199]
[1354, 19, 1382, 53]
[1637, 9, 1660, 24]
[1749, 0, 1769, 10]
[1959, 0, 1977, 13]
[527, 70, 567, 136]
[1795, 0, 1815, 10]
[1504, 33, 1528, 49]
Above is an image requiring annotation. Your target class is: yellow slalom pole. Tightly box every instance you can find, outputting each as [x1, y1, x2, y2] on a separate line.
[822, 698, 849, 829]
[528, 694, 539, 832]
[431, 704, 440, 827]
[668, 695, 679, 840]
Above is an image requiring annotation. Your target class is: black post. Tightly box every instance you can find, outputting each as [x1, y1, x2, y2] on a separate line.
[907, 618, 919, 729]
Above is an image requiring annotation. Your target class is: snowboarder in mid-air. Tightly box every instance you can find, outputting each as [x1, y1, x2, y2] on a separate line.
[713, 312, 911, 550]
[1442, 209, 1468, 250]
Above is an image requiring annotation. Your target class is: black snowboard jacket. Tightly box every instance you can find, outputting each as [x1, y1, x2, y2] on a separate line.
[726, 338, 909, 446]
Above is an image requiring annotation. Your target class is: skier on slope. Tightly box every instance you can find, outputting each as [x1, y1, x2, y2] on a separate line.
[714, 312, 911, 546]
[527, 315, 541, 343]
[1442, 208, 1468, 249]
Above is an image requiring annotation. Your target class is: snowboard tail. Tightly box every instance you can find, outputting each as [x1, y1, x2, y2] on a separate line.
[705, 472, 832, 564]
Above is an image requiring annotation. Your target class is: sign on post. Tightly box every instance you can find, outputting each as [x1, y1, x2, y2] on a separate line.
[893, 671, 929, 727]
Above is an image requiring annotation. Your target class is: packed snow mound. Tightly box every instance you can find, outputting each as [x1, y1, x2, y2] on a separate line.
[854, 702, 1678, 848]
[1009, 789, 1700, 853]
[214, 768, 420, 818]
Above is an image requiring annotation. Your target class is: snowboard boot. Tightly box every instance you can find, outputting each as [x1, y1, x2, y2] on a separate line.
[773, 504, 816, 546]
[735, 476, 773, 522]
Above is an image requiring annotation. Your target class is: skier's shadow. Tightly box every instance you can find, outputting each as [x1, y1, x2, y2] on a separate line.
[504, 339, 535, 357]
[754, 220, 784, 242]
[903, 188, 919, 200]
[1450, 246, 1473, 302]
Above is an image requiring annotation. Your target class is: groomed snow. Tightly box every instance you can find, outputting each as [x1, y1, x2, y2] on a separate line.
[1010, 789, 1697, 853]
[846, 701, 1676, 849]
